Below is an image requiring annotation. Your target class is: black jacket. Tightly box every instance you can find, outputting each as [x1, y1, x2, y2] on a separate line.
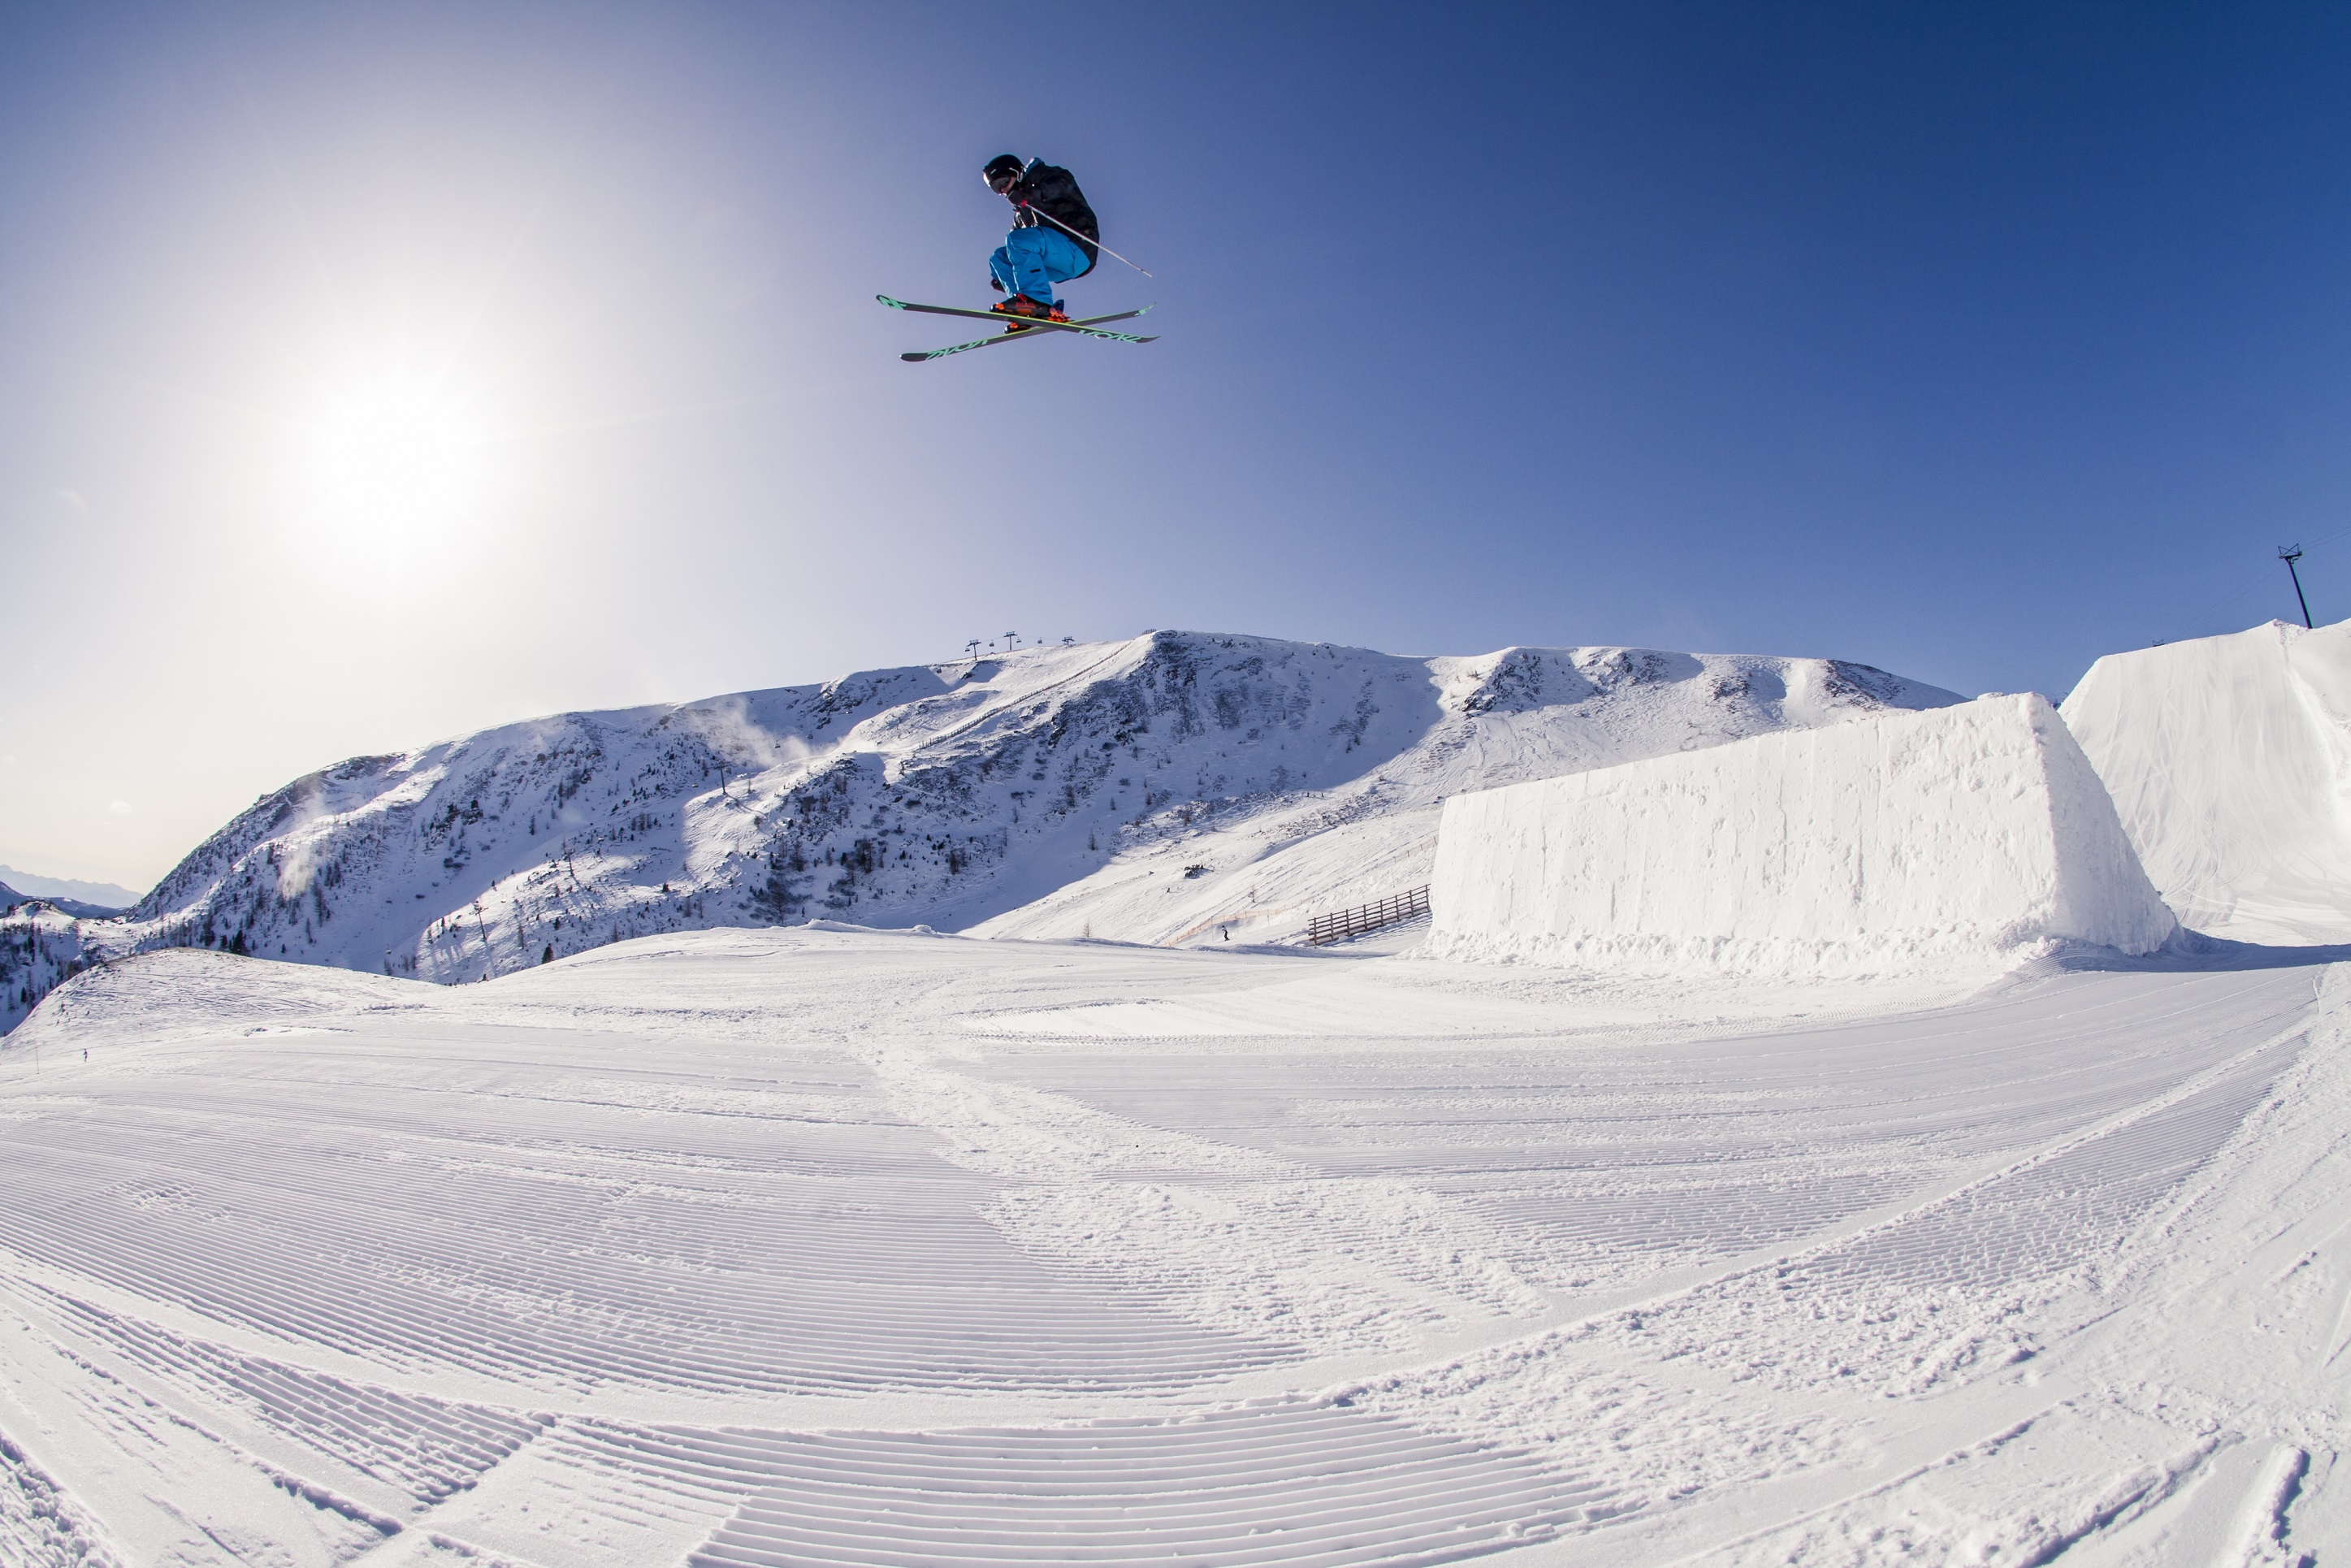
[1004, 162, 1098, 274]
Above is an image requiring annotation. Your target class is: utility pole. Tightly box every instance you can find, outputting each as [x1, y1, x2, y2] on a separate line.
[2280, 545, 2314, 629]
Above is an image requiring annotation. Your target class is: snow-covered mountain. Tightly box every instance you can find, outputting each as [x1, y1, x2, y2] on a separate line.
[10, 632, 1959, 1030]
[1, 880, 130, 921]
[966, 639, 1963, 947]
[0, 864, 140, 912]
[2, 898, 88, 1029]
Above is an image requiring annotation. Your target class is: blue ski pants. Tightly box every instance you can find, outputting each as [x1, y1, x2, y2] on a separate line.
[989, 224, 1090, 305]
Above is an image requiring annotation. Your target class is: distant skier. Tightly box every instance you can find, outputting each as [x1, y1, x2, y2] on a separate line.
[981, 154, 1098, 329]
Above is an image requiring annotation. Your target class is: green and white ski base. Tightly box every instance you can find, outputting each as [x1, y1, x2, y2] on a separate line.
[880, 295, 1158, 361]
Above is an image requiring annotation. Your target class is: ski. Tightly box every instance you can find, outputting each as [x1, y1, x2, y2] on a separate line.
[899, 318, 1158, 361]
[879, 294, 1155, 336]
[902, 329, 1063, 363]
[878, 295, 1158, 351]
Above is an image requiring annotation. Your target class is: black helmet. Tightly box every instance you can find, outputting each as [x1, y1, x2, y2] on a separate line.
[982, 154, 1024, 192]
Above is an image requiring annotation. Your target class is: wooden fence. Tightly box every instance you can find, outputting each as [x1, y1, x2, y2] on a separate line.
[1305, 885, 1431, 946]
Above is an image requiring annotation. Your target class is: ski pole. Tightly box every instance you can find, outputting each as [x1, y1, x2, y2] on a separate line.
[1021, 201, 1155, 279]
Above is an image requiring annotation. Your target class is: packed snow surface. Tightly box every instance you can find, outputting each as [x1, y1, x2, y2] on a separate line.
[2063, 617, 2351, 944]
[1429, 693, 2177, 976]
[0, 928, 2345, 1565]
[4, 632, 1959, 1032]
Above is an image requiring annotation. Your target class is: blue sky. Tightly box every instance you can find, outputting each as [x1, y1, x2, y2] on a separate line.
[4, 2, 2348, 886]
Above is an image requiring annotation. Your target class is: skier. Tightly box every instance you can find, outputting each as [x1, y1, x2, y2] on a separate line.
[982, 154, 1098, 329]
[876, 158, 1150, 361]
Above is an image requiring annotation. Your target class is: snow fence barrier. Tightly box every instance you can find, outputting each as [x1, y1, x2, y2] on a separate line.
[1305, 886, 1431, 946]
[1427, 692, 2176, 976]
[2060, 617, 2351, 945]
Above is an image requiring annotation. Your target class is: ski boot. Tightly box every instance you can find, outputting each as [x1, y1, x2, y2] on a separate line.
[989, 294, 1069, 333]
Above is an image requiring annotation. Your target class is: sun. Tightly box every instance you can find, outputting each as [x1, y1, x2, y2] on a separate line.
[307, 379, 484, 525]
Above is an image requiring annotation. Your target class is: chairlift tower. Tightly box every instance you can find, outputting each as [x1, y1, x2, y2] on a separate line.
[2280, 545, 2314, 629]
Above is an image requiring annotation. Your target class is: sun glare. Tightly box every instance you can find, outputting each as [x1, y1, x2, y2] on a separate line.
[307, 381, 484, 525]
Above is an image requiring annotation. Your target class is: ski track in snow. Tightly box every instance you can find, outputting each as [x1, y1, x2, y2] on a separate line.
[0, 932, 2344, 1564]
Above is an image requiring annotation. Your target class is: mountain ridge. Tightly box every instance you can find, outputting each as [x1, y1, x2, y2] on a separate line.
[4, 630, 1963, 1030]
[0, 864, 139, 912]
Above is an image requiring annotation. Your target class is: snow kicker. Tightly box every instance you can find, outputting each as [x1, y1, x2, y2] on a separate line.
[1427, 692, 2179, 975]
[2063, 617, 2351, 944]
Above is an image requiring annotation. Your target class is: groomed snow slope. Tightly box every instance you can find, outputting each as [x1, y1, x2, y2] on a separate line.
[1430, 693, 2176, 975]
[2063, 617, 2351, 944]
[6, 635, 1959, 1030]
[0, 933, 2342, 1565]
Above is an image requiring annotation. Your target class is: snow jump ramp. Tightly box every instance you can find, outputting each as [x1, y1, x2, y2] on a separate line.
[1427, 692, 2176, 975]
[2062, 617, 2351, 944]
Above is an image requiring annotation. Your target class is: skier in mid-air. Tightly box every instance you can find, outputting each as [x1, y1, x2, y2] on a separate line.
[876, 155, 1152, 361]
[981, 154, 1098, 329]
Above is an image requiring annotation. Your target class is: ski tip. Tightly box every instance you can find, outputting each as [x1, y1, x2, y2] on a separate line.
[898, 351, 933, 362]
[877, 294, 908, 310]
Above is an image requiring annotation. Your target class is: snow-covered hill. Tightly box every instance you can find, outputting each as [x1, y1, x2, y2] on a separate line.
[14, 633, 1958, 1030]
[2, 900, 87, 1029]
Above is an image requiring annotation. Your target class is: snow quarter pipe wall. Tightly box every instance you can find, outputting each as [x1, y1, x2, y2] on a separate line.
[2060, 619, 2351, 944]
[1427, 694, 2176, 975]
